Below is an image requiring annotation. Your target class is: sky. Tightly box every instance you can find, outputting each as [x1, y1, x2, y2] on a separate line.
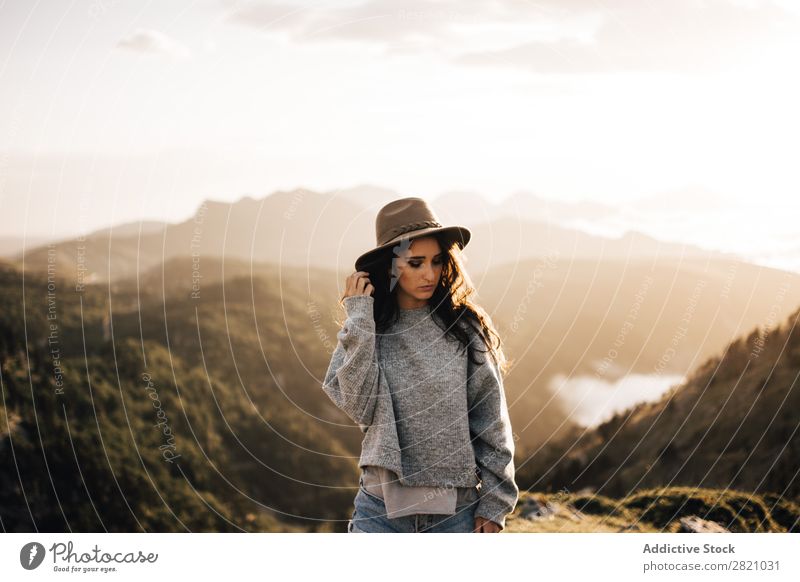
[1, 0, 799, 239]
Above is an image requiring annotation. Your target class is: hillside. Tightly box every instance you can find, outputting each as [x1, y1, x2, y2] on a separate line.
[3, 252, 799, 532]
[470, 255, 800, 453]
[0, 262, 359, 532]
[518, 300, 800, 502]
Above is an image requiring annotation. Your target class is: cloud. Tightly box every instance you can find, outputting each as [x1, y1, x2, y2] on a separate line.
[223, 0, 795, 73]
[116, 29, 192, 60]
[455, 0, 795, 73]
[224, 0, 484, 47]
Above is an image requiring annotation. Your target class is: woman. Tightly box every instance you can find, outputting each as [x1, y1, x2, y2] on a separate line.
[322, 197, 518, 533]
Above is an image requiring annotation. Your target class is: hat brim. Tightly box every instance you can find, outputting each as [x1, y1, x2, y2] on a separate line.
[354, 225, 471, 272]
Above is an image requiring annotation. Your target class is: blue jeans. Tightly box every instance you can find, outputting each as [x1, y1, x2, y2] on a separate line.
[347, 477, 479, 533]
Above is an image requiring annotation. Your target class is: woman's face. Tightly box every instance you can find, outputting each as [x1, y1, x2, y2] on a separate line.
[389, 236, 444, 308]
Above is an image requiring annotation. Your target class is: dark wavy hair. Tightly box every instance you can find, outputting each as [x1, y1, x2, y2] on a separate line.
[351, 232, 509, 375]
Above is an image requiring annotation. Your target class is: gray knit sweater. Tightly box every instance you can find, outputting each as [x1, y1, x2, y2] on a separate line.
[322, 294, 519, 529]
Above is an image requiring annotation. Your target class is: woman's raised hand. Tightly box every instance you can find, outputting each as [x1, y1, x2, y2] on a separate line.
[342, 271, 375, 300]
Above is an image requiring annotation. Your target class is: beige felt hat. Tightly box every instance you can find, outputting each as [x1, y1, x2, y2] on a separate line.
[354, 197, 471, 272]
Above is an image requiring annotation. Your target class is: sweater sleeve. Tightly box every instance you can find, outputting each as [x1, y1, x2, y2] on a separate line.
[467, 330, 519, 531]
[321, 294, 381, 429]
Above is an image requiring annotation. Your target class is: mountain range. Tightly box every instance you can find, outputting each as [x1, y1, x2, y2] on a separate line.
[2, 188, 798, 531]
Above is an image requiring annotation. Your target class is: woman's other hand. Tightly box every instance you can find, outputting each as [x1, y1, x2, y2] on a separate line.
[342, 271, 375, 300]
[473, 516, 501, 533]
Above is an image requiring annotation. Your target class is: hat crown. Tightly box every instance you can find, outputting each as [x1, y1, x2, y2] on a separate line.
[375, 197, 442, 246]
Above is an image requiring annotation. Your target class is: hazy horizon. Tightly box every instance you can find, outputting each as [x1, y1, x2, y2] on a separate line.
[3, 184, 799, 275]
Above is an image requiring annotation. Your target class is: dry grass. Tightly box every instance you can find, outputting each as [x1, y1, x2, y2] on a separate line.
[505, 487, 799, 533]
